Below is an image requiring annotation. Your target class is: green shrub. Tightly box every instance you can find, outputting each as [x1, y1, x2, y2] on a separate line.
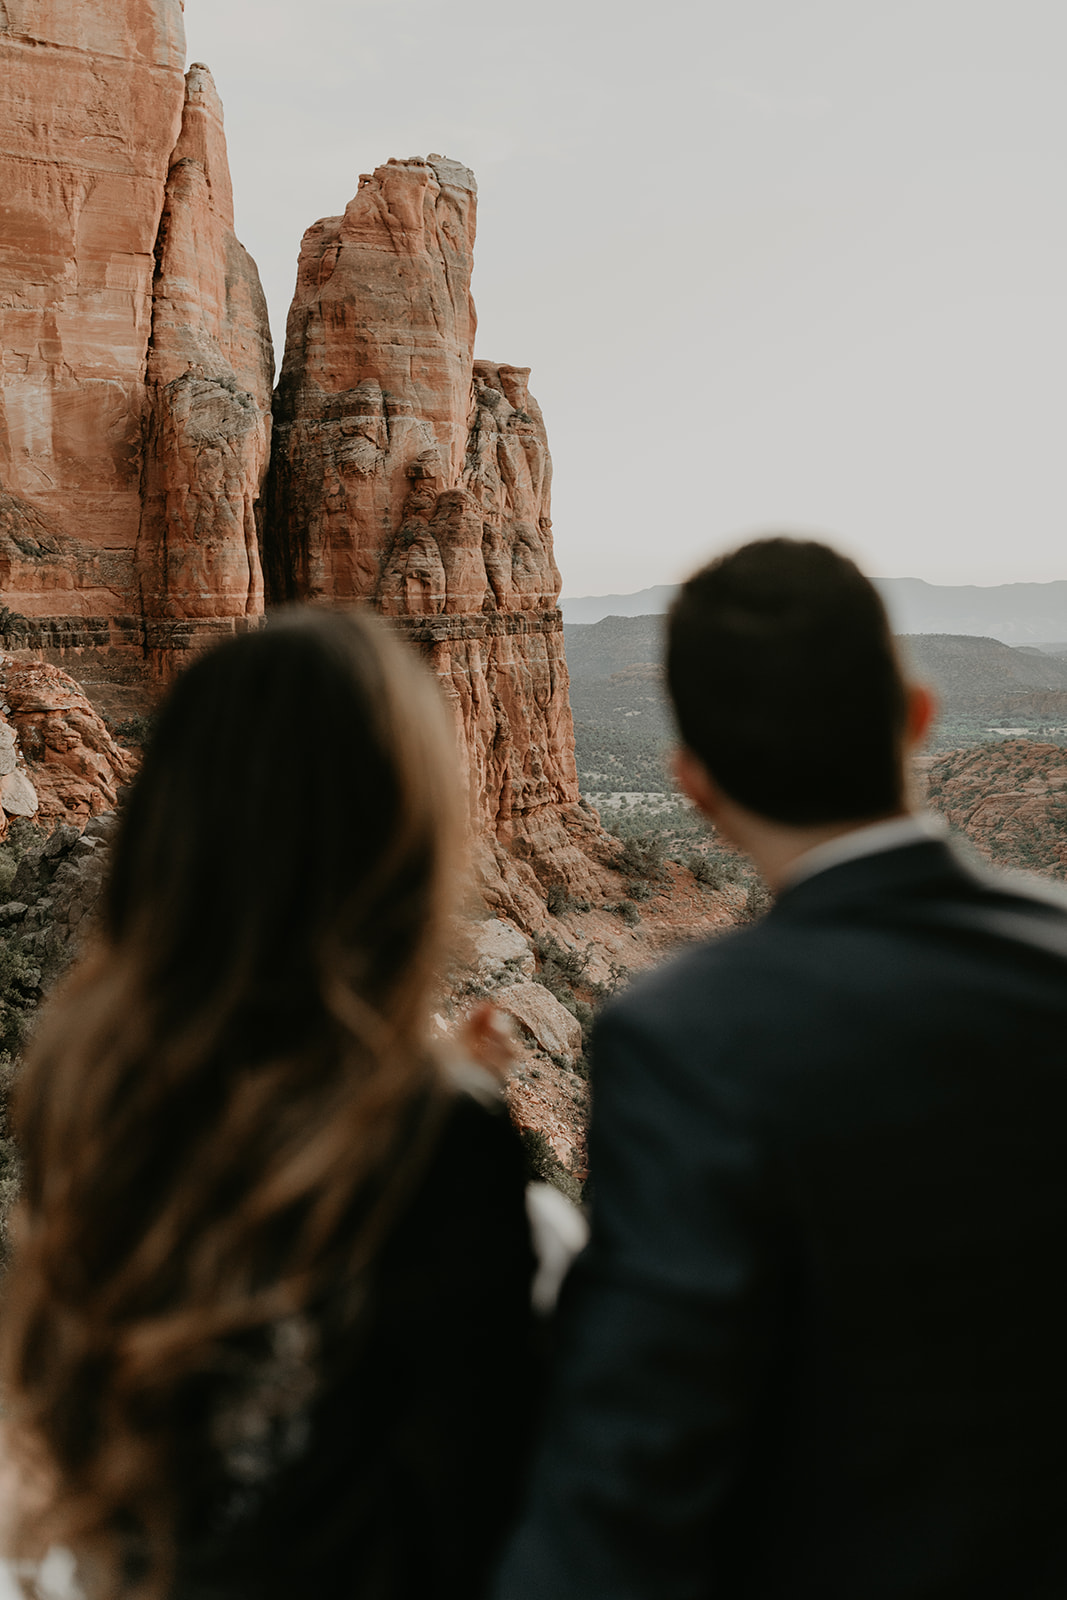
[0, 1050, 19, 1254]
[740, 881, 773, 922]
[112, 713, 156, 748]
[0, 816, 44, 899]
[0, 926, 64, 1058]
[686, 852, 725, 888]
[611, 832, 665, 882]
[533, 931, 591, 989]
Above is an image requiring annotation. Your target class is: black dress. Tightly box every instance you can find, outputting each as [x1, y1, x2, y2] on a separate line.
[174, 1086, 538, 1600]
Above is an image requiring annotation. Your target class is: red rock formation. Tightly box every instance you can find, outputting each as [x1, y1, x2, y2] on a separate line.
[266, 157, 610, 921]
[0, 0, 188, 615]
[136, 64, 274, 644]
[0, 656, 135, 833]
[926, 739, 1067, 878]
[267, 156, 479, 604]
[266, 155, 741, 1180]
[0, 9, 273, 675]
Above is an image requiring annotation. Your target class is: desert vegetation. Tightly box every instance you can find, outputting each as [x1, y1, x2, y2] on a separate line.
[924, 739, 1067, 880]
[565, 620, 1067, 806]
[596, 798, 771, 921]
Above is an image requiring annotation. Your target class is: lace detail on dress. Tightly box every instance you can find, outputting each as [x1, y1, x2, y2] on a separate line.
[209, 1315, 318, 1517]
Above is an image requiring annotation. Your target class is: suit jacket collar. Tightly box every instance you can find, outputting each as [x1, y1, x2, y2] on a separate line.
[783, 813, 946, 890]
[771, 836, 976, 920]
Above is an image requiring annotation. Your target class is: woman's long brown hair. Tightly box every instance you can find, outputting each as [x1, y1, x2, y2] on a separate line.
[0, 608, 464, 1594]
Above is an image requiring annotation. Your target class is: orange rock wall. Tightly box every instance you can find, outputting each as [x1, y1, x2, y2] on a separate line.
[0, 654, 135, 833]
[265, 158, 608, 920]
[0, 7, 273, 663]
[136, 65, 274, 632]
[0, 0, 187, 614]
[267, 157, 480, 605]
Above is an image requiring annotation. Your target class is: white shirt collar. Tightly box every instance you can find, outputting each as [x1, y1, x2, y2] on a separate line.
[782, 811, 948, 891]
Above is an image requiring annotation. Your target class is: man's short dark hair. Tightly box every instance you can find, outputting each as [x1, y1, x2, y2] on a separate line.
[666, 537, 910, 826]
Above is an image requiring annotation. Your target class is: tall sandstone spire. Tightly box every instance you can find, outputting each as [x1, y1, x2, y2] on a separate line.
[0, 0, 188, 614]
[0, 4, 272, 665]
[265, 157, 609, 921]
[136, 62, 274, 663]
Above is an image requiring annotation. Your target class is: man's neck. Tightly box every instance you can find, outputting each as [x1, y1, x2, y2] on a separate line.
[717, 805, 914, 894]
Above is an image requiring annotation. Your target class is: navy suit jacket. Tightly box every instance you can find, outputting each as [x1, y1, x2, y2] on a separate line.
[496, 839, 1067, 1599]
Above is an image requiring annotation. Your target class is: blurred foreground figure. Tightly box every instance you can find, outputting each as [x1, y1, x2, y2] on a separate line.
[0, 610, 538, 1600]
[497, 538, 1067, 1599]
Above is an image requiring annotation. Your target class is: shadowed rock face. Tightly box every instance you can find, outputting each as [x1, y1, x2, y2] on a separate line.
[265, 157, 610, 920]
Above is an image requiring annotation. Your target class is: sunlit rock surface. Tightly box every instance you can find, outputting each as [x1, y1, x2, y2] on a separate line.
[0, 0, 188, 615]
[137, 64, 274, 640]
[0, 657, 134, 829]
[265, 156, 612, 919]
[0, 7, 272, 669]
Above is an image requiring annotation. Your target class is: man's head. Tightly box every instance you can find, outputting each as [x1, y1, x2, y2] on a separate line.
[667, 537, 920, 828]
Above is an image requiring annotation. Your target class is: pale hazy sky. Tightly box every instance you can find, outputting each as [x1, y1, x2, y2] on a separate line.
[184, 0, 1067, 596]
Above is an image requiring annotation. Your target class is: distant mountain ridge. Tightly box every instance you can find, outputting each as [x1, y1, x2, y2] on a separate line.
[564, 618, 1067, 791]
[562, 586, 678, 624]
[562, 578, 1067, 644]
[899, 634, 1067, 701]
[878, 579, 1067, 646]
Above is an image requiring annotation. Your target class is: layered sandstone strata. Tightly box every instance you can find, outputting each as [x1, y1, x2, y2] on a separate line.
[265, 158, 608, 920]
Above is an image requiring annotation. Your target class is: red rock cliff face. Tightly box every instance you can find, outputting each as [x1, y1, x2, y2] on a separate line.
[0, 8, 272, 670]
[0, 0, 187, 615]
[266, 157, 606, 922]
[267, 156, 479, 605]
[137, 64, 274, 648]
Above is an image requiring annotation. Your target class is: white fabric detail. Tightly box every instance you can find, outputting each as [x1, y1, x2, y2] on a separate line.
[783, 812, 947, 891]
[0, 1550, 84, 1599]
[525, 1181, 589, 1315]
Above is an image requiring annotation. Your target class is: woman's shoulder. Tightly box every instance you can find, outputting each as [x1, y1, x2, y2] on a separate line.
[398, 1066, 530, 1246]
[401, 1067, 588, 1315]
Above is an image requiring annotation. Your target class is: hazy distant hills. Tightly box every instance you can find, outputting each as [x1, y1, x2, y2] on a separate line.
[565, 616, 1067, 793]
[900, 635, 1067, 700]
[562, 586, 678, 624]
[564, 620, 1067, 700]
[563, 578, 1067, 645]
[879, 580, 1067, 646]
[563, 617, 671, 793]
[563, 614, 666, 680]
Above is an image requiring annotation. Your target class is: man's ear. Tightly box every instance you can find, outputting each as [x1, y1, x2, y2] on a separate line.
[905, 683, 937, 749]
[672, 746, 721, 821]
